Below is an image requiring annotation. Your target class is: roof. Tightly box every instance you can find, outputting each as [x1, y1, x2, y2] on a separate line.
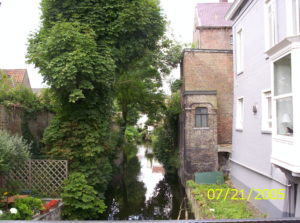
[196, 3, 232, 27]
[2, 69, 27, 84]
[225, 0, 245, 21]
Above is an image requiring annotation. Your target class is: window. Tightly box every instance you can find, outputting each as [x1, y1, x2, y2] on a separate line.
[291, 0, 300, 35]
[236, 97, 244, 130]
[265, 0, 277, 49]
[274, 54, 293, 136]
[262, 90, 272, 132]
[236, 28, 244, 73]
[195, 107, 208, 128]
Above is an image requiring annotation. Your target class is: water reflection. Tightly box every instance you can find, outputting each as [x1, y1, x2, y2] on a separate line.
[138, 145, 164, 200]
[102, 144, 189, 220]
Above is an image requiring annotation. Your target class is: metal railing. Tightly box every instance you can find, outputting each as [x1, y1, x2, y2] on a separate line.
[0, 219, 299, 223]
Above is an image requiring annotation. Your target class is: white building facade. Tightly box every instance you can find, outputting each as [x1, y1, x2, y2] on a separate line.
[226, 0, 300, 217]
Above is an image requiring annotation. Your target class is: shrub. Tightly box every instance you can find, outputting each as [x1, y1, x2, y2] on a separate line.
[125, 126, 141, 143]
[0, 130, 30, 175]
[14, 197, 44, 220]
[61, 172, 106, 220]
[0, 86, 43, 114]
[0, 197, 43, 220]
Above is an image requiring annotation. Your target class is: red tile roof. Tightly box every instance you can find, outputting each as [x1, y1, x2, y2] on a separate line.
[2, 69, 27, 84]
[196, 3, 232, 27]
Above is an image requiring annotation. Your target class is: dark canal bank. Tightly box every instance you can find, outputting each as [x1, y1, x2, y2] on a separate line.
[102, 144, 193, 220]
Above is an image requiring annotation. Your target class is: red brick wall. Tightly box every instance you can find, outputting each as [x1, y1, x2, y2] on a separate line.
[182, 51, 233, 144]
[199, 28, 232, 50]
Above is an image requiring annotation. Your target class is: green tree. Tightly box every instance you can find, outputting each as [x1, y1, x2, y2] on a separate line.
[27, 0, 170, 219]
[152, 90, 181, 174]
[115, 37, 182, 135]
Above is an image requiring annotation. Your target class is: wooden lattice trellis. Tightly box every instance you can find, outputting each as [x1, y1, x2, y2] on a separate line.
[1, 159, 68, 197]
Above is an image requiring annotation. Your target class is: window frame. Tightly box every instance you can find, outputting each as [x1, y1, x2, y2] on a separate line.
[236, 97, 244, 131]
[236, 28, 244, 74]
[195, 107, 209, 128]
[272, 53, 294, 138]
[261, 89, 272, 133]
[287, 0, 300, 36]
[265, 0, 277, 50]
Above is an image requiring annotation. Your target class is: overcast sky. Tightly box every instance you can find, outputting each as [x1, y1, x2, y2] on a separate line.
[0, 0, 232, 89]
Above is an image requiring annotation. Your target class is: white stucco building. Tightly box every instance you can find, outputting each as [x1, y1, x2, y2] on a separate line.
[226, 0, 300, 217]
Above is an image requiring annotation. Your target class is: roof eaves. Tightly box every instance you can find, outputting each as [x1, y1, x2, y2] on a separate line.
[225, 0, 244, 21]
[196, 25, 232, 29]
[195, 6, 201, 27]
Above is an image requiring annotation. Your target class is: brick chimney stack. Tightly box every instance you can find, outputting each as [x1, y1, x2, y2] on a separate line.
[219, 0, 228, 2]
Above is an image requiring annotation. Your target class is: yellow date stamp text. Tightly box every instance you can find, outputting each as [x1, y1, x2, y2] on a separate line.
[207, 188, 286, 201]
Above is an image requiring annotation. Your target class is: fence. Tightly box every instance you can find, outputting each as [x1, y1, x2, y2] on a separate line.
[0, 159, 68, 197]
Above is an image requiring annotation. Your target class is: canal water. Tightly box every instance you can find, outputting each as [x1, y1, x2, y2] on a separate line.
[102, 144, 193, 220]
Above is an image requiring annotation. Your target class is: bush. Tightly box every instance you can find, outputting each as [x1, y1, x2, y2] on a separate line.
[125, 126, 141, 144]
[15, 197, 44, 220]
[61, 172, 106, 220]
[0, 197, 43, 220]
[0, 86, 43, 114]
[0, 130, 31, 175]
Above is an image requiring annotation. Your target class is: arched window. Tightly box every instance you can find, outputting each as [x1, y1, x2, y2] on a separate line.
[195, 107, 208, 127]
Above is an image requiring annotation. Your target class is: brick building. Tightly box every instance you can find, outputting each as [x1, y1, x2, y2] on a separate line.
[2, 69, 31, 89]
[179, 0, 233, 182]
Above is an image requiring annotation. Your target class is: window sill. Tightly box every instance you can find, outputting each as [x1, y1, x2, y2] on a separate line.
[235, 128, 243, 132]
[193, 127, 209, 130]
[261, 130, 272, 134]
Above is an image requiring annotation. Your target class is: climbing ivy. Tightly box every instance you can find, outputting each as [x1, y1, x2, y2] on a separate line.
[27, 0, 168, 219]
[152, 89, 181, 174]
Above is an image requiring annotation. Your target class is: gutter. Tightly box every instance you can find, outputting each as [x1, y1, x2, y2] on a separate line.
[183, 48, 233, 54]
[225, 0, 245, 21]
[196, 26, 231, 30]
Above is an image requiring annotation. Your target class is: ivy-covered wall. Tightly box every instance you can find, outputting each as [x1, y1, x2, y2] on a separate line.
[0, 105, 52, 149]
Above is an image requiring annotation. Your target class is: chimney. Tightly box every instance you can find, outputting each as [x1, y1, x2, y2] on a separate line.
[219, 0, 228, 2]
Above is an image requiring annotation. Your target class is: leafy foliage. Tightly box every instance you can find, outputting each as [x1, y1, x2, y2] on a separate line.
[124, 126, 141, 144]
[152, 91, 181, 174]
[0, 86, 43, 114]
[26, 0, 178, 219]
[186, 180, 262, 219]
[0, 71, 12, 95]
[42, 114, 113, 191]
[0, 80, 55, 157]
[39, 88, 60, 113]
[170, 79, 182, 93]
[14, 197, 44, 220]
[0, 130, 30, 175]
[115, 37, 182, 134]
[28, 22, 114, 105]
[61, 172, 107, 220]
